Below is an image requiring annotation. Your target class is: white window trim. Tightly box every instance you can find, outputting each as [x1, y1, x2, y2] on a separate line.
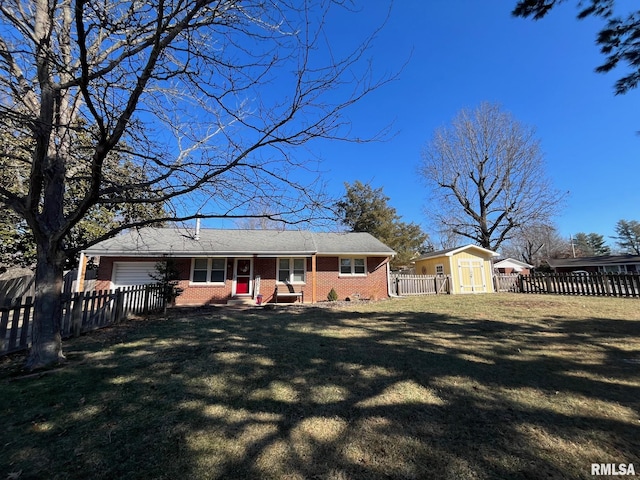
[435, 263, 445, 276]
[339, 257, 367, 276]
[277, 257, 307, 284]
[190, 257, 227, 285]
[599, 265, 627, 273]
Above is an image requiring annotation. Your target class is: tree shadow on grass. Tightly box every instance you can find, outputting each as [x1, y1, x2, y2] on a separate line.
[1, 303, 639, 479]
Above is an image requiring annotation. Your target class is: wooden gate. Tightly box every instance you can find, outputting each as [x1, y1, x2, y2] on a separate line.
[392, 274, 450, 295]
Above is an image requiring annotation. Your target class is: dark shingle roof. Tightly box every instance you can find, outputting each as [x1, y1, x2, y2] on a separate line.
[83, 227, 396, 257]
[547, 255, 640, 268]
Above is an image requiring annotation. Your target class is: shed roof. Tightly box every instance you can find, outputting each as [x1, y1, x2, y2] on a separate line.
[82, 227, 396, 257]
[415, 244, 499, 261]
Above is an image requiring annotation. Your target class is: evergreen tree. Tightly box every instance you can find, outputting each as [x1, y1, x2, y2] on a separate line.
[512, 1, 640, 95]
[336, 181, 429, 269]
[0, 130, 164, 271]
[573, 232, 611, 257]
[613, 220, 640, 255]
[149, 259, 184, 314]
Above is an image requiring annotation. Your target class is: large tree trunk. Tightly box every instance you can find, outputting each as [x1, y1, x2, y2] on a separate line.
[24, 243, 66, 370]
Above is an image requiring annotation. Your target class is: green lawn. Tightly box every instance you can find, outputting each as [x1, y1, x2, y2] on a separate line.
[1, 294, 639, 479]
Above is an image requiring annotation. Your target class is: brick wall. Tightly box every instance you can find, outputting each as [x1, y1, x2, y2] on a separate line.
[94, 254, 390, 305]
[315, 256, 390, 301]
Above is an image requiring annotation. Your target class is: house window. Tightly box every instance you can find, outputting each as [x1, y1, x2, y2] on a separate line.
[191, 258, 226, 284]
[340, 257, 366, 275]
[278, 258, 306, 283]
[436, 264, 444, 276]
[599, 265, 627, 274]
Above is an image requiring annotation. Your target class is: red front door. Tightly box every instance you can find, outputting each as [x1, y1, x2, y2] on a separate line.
[235, 259, 252, 295]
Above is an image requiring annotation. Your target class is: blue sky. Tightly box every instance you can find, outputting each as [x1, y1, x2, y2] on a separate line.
[304, 1, 639, 248]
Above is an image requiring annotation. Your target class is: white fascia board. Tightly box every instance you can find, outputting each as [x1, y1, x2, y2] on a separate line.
[84, 248, 395, 257]
[254, 252, 316, 258]
[316, 252, 395, 257]
[83, 249, 318, 257]
[495, 258, 533, 268]
[445, 245, 499, 257]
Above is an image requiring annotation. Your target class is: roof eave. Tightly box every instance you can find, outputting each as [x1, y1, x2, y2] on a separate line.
[317, 251, 395, 256]
[85, 249, 395, 257]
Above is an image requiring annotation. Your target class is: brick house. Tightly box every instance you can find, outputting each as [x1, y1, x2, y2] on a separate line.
[79, 227, 396, 305]
[493, 258, 533, 275]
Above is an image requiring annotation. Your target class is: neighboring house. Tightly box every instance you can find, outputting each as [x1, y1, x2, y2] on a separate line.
[79, 227, 396, 305]
[413, 245, 499, 294]
[493, 258, 533, 275]
[547, 255, 640, 274]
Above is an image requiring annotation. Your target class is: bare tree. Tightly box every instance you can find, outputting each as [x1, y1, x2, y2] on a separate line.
[0, 0, 394, 369]
[234, 200, 288, 230]
[500, 223, 570, 267]
[420, 102, 563, 251]
[427, 224, 463, 250]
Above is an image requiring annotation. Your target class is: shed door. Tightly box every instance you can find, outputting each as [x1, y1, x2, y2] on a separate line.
[458, 259, 486, 293]
[112, 262, 157, 288]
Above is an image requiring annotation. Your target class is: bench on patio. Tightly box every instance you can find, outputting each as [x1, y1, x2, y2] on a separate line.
[274, 285, 304, 304]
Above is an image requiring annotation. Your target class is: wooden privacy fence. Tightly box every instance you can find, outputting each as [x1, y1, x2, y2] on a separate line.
[392, 274, 451, 296]
[518, 272, 640, 298]
[391, 272, 640, 298]
[494, 274, 521, 292]
[0, 284, 164, 356]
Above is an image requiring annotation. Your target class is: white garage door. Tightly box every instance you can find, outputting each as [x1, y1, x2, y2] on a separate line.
[112, 262, 158, 288]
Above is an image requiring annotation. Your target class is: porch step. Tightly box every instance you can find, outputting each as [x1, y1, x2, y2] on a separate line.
[226, 297, 256, 306]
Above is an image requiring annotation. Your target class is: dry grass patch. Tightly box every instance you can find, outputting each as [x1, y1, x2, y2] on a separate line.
[1, 294, 639, 479]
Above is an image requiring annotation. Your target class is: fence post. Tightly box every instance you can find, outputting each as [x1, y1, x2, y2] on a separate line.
[114, 289, 124, 323]
[545, 275, 553, 294]
[8, 297, 23, 351]
[0, 298, 11, 352]
[71, 292, 84, 337]
[20, 296, 33, 348]
[143, 285, 151, 315]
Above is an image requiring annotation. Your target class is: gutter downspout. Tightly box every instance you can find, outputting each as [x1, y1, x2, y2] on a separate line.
[387, 258, 401, 298]
[311, 254, 317, 304]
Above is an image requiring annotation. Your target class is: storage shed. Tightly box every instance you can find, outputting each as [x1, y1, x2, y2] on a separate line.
[414, 245, 499, 294]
